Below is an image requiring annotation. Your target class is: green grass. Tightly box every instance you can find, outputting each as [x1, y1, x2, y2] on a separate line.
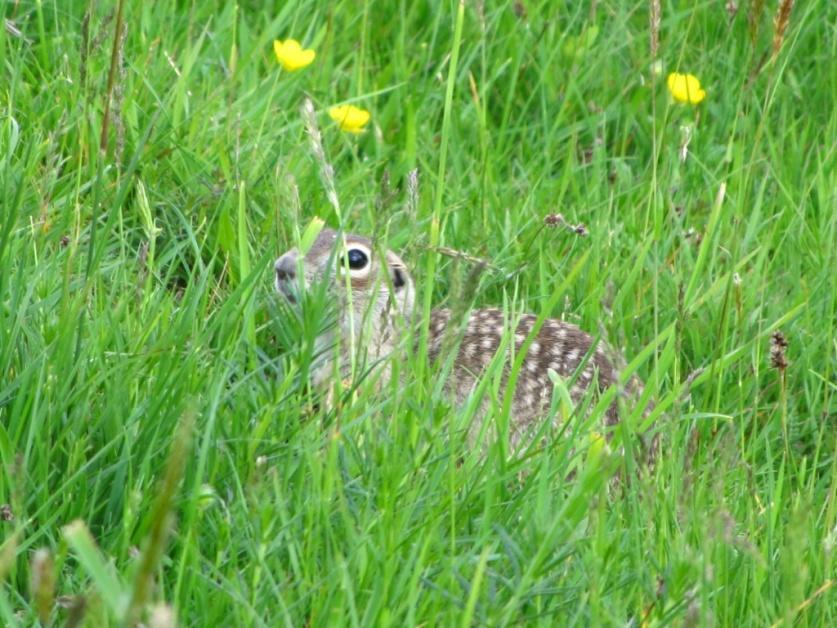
[1, 0, 835, 624]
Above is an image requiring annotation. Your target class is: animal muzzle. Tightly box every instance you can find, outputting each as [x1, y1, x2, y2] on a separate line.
[274, 252, 301, 304]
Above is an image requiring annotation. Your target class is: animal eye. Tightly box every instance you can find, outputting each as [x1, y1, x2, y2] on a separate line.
[392, 268, 406, 289]
[345, 248, 369, 270]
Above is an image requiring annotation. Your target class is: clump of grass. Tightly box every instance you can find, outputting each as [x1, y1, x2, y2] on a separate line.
[0, 0, 833, 625]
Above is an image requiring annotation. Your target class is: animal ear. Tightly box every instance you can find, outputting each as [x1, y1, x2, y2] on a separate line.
[392, 267, 406, 290]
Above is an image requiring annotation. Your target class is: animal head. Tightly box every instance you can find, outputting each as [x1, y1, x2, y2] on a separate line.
[274, 228, 416, 371]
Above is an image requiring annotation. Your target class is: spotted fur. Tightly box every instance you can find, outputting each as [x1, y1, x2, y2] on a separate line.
[275, 229, 658, 462]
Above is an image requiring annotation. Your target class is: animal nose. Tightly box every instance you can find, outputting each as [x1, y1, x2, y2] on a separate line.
[274, 253, 297, 282]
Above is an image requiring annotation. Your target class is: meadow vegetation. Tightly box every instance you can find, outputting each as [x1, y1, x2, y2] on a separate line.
[1, 0, 834, 624]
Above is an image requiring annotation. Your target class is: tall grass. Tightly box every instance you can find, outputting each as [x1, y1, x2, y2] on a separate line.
[1, 0, 834, 624]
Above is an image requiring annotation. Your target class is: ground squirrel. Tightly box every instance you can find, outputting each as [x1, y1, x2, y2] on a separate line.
[275, 228, 658, 460]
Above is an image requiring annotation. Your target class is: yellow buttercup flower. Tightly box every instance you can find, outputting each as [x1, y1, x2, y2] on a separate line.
[667, 72, 706, 105]
[273, 39, 315, 71]
[328, 104, 371, 134]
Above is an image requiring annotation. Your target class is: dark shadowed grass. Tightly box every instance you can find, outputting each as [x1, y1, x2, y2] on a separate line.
[1, 0, 835, 624]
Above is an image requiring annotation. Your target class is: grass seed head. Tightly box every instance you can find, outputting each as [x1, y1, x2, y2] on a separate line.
[302, 97, 342, 218]
[748, 0, 766, 44]
[406, 168, 420, 218]
[30, 549, 56, 625]
[0, 505, 13, 522]
[770, 330, 789, 371]
[772, 0, 795, 59]
[650, 0, 661, 59]
[726, 1, 739, 19]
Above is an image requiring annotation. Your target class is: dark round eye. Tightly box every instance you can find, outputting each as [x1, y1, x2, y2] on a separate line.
[345, 248, 369, 270]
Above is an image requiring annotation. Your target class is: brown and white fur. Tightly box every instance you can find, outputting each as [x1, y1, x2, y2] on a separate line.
[274, 228, 657, 460]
